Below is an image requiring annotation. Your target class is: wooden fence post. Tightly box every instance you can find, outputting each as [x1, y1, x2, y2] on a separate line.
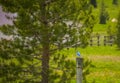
[104, 36, 106, 46]
[97, 36, 100, 46]
[90, 38, 93, 46]
[76, 57, 83, 83]
[109, 36, 113, 46]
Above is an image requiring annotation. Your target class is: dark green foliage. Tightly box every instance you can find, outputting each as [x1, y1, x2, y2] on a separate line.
[112, 0, 118, 5]
[90, 0, 97, 8]
[116, 11, 120, 49]
[50, 53, 76, 83]
[83, 59, 95, 83]
[0, 38, 41, 83]
[99, 0, 109, 24]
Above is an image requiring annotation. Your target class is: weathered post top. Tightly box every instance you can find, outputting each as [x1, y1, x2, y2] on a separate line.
[76, 57, 83, 68]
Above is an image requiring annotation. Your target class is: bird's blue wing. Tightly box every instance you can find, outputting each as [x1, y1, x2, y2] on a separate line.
[76, 51, 80, 56]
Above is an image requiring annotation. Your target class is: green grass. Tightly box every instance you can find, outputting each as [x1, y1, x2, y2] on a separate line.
[87, 57, 120, 83]
[93, 24, 109, 34]
[63, 45, 120, 83]
[79, 46, 120, 56]
[65, 45, 120, 57]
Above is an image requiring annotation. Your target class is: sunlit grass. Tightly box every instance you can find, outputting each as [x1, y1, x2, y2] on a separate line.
[61, 45, 120, 83]
[92, 24, 109, 34]
[64, 45, 120, 57]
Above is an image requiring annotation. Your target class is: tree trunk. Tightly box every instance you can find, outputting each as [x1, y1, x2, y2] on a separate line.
[40, 1, 50, 82]
[41, 44, 50, 83]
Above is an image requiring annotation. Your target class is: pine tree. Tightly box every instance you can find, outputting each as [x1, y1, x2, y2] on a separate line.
[112, 0, 118, 5]
[90, 0, 97, 8]
[0, 0, 95, 82]
[99, 0, 109, 24]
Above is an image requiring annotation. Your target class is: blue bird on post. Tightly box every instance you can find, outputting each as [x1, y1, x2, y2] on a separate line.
[76, 51, 80, 56]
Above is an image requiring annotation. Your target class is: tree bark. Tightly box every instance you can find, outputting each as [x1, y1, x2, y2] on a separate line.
[41, 44, 50, 83]
[40, 1, 50, 83]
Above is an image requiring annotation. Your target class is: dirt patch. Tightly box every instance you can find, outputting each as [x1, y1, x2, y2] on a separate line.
[88, 55, 120, 62]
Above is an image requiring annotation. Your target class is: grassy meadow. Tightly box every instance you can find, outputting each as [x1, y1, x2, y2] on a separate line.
[62, 46, 120, 83]
[65, 46, 120, 83]
[67, 0, 120, 82]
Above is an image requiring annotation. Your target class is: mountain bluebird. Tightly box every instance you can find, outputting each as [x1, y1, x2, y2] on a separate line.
[76, 51, 80, 56]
